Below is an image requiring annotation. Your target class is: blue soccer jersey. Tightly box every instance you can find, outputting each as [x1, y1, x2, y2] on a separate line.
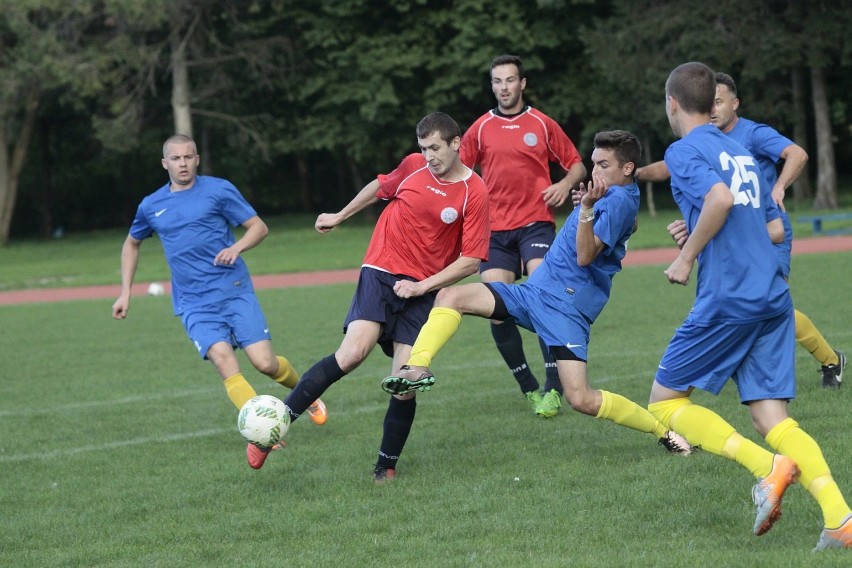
[526, 181, 640, 323]
[664, 124, 790, 325]
[130, 175, 258, 314]
[727, 118, 793, 277]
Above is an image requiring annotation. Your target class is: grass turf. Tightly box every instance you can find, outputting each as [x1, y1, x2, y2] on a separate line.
[0, 249, 849, 566]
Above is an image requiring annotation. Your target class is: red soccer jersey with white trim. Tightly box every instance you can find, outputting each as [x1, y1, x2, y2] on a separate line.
[362, 153, 490, 281]
[460, 107, 582, 231]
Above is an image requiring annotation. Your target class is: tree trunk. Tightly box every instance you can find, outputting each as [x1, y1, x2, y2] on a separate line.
[790, 67, 812, 203]
[810, 66, 837, 210]
[0, 91, 40, 245]
[171, 31, 193, 138]
[296, 154, 311, 212]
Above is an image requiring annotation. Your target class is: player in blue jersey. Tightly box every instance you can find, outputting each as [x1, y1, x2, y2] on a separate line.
[646, 62, 850, 551]
[381, 130, 692, 464]
[637, 72, 845, 389]
[111, 134, 327, 470]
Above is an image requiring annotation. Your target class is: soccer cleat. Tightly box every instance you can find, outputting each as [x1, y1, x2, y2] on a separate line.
[525, 390, 544, 410]
[820, 350, 846, 389]
[814, 513, 852, 551]
[381, 365, 435, 395]
[306, 398, 328, 425]
[752, 454, 800, 536]
[246, 440, 285, 470]
[373, 465, 396, 484]
[535, 389, 562, 418]
[658, 431, 692, 455]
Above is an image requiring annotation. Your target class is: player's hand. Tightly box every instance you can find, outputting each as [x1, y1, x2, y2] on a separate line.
[112, 297, 129, 319]
[771, 186, 786, 212]
[541, 183, 568, 208]
[571, 186, 586, 208]
[213, 245, 240, 266]
[666, 219, 689, 249]
[393, 279, 425, 299]
[316, 213, 342, 233]
[664, 256, 693, 285]
[580, 173, 608, 208]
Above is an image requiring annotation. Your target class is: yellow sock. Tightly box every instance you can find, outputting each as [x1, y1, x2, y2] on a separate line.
[224, 373, 257, 410]
[596, 391, 667, 437]
[408, 307, 462, 368]
[273, 355, 300, 389]
[795, 309, 838, 366]
[649, 399, 773, 477]
[766, 418, 851, 527]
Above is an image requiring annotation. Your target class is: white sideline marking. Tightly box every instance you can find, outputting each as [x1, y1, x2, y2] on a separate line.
[0, 428, 231, 463]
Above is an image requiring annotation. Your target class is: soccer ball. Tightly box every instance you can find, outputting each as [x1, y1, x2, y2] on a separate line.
[237, 395, 290, 448]
[147, 282, 164, 296]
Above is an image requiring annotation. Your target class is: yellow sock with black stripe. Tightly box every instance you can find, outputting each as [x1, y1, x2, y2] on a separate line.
[224, 373, 257, 410]
[408, 307, 462, 368]
[766, 418, 851, 528]
[273, 355, 300, 389]
[795, 309, 839, 366]
[596, 390, 667, 437]
[649, 398, 773, 478]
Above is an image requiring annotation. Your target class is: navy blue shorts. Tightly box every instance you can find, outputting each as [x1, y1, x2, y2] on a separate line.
[344, 267, 437, 358]
[481, 221, 556, 279]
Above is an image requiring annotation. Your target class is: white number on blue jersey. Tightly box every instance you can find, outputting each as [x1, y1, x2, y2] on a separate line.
[719, 152, 760, 208]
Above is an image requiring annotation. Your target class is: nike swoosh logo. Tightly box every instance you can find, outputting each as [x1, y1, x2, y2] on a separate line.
[155, 208, 167, 217]
[566, 343, 583, 349]
[263, 329, 269, 334]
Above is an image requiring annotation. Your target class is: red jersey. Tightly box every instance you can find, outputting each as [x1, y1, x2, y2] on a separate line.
[460, 107, 582, 231]
[362, 153, 490, 282]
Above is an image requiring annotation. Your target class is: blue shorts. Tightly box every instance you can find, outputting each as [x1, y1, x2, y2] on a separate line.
[344, 267, 437, 358]
[180, 294, 271, 360]
[655, 308, 795, 403]
[488, 282, 590, 361]
[481, 221, 556, 279]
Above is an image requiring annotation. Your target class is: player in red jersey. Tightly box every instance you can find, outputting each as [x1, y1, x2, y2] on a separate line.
[269, 112, 491, 479]
[460, 55, 586, 417]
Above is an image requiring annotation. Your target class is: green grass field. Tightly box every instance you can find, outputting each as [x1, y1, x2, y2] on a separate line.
[0, 226, 849, 565]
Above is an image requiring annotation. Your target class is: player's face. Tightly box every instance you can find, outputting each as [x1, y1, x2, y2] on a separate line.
[490, 64, 526, 113]
[161, 142, 200, 189]
[418, 131, 460, 178]
[590, 147, 632, 187]
[710, 84, 739, 133]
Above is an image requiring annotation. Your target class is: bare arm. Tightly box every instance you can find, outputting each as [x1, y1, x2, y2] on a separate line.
[214, 215, 269, 266]
[316, 179, 381, 233]
[575, 174, 607, 266]
[664, 183, 733, 285]
[635, 160, 671, 184]
[392, 256, 481, 299]
[542, 161, 587, 208]
[771, 144, 808, 211]
[112, 235, 143, 319]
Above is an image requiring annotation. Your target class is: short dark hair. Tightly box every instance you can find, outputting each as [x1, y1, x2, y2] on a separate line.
[490, 54, 524, 79]
[594, 130, 641, 174]
[665, 62, 715, 114]
[416, 112, 461, 144]
[715, 72, 737, 98]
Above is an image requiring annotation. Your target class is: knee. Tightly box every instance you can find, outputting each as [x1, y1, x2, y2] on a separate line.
[252, 357, 279, 378]
[335, 346, 368, 373]
[565, 391, 596, 416]
[435, 287, 460, 309]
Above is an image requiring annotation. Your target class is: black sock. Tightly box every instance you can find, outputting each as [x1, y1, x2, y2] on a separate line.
[284, 354, 345, 422]
[539, 337, 562, 394]
[491, 321, 539, 393]
[376, 396, 417, 470]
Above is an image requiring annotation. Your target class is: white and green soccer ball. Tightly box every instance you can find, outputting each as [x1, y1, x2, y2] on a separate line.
[237, 395, 290, 448]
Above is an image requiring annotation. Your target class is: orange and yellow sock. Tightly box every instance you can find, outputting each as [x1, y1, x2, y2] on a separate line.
[596, 390, 667, 437]
[795, 310, 839, 366]
[408, 307, 462, 368]
[224, 373, 257, 410]
[272, 355, 300, 389]
[649, 398, 773, 478]
[766, 418, 851, 528]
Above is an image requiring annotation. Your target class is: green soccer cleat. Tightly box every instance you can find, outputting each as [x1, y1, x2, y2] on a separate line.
[381, 365, 435, 395]
[525, 390, 544, 410]
[535, 389, 562, 418]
